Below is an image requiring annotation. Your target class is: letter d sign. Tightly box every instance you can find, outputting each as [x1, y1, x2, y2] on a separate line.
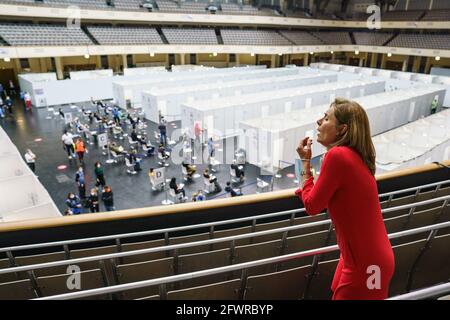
[66, 265, 81, 290]
[366, 265, 381, 290]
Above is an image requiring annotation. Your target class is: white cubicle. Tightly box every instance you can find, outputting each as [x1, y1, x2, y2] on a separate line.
[0, 127, 61, 222]
[112, 66, 304, 109]
[141, 73, 338, 123]
[374, 109, 450, 174]
[181, 79, 386, 141]
[239, 86, 446, 173]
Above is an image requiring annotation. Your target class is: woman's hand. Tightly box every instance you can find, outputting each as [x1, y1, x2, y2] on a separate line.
[296, 137, 313, 160]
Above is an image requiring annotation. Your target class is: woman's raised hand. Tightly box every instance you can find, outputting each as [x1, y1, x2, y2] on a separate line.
[296, 137, 313, 160]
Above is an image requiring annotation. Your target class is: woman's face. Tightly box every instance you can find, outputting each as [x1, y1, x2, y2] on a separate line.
[316, 107, 341, 148]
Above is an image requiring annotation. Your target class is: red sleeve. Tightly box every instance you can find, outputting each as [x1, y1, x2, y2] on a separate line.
[294, 148, 343, 216]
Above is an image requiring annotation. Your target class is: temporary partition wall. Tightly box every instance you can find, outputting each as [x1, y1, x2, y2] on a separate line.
[123, 67, 167, 76]
[18, 68, 168, 108]
[0, 127, 60, 222]
[112, 67, 307, 109]
[311, 63, 450, 107]
[141, 73, 338, 123]
[374, 109, 450, 174]
[239, 86, 446, 173]
[69, 69, 114, 80]
[181, 79, 386, 140]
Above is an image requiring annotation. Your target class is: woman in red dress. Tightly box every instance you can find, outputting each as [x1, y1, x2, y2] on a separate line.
[295, 98, 395, 300]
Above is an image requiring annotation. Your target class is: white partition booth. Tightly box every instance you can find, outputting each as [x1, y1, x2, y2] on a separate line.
[375, 109, 450, 174]
[239, 86, 446, 173]
[123, 67, 167, 76]
[69, 69, 114, 80]
[311, 63, 450, 107]
[141, 73, 338, 123]
[112, 67, 305, 109]
[181, 79, 385, 140]
[0, 127, 60, 223]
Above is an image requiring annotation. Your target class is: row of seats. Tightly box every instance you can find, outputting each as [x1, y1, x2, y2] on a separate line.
[0, 21, 449, 48]
[0, 183, 448, 299]
[422, 9, 450, 21]
[0, 214, 448, 299]
[388, 33, 450, 50]
[44, 0, 109, 9]
[87, 25, 164, 45]
[221, 29, 292, 46]
[161, 27, 218, 45]
[353, 32, 393, 46]
[0, 22, 92, 46]
[1, 0, 450, 20]
[279, 31, 324, 46]
[311, 31, 352, 45]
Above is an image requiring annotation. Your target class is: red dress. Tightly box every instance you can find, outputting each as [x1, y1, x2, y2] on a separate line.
[295, 146, 395, 300]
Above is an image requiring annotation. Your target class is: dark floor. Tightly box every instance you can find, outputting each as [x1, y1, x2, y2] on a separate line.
[0, 98, 308, 214]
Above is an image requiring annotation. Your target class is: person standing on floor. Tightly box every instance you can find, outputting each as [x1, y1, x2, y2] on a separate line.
[158, 120, 167, 146]
[9, 80, 16, 97]
[61, 130, 76, 160]
[295, 98, 394, 300]
[207, 137, 215, 159]
[0, 101, 4, 119]
[94, 161, 106, 189]
[75, 138, 87, 165]
[75, 166, 86, 200]
[5, 96, 13, 114]
[87, 188, 100, 213]
[101, 185, 115, 211]
[430, 98, 438, 114]
[24, 149, 37, 173]
[66, 192, 83, 215]
[24, 92, 32, 113]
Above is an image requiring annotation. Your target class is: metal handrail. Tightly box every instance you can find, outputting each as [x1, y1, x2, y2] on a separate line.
[378, 179, 449, 198]
[33, 221, 450, 300]
[1, 194, 448, 276]
[0, 178, 448, 253]
[387, 282, 450, 300]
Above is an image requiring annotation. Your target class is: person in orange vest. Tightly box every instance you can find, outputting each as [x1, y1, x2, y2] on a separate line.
[75, 138, 87, 165]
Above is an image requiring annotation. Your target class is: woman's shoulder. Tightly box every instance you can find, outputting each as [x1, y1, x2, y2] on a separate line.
[323, 146, 357, 166]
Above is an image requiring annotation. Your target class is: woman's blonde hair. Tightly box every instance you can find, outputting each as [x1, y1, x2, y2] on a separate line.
[329, 98, 376, 175]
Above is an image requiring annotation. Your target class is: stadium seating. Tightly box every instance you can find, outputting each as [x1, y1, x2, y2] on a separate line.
[0, 179, 448, 300]
[353, 32, 394, 46]
[87, 25, 164, 45]
[382, 10, 425, 21]
[44, 0, 109, 10]
[387, 33, 450, 50]
[162, 27, 218, 45]
[311, 31, 352, 45]
[221, 29, 292, 46]
[279, 31, 324, 46]
[113, 0, 145, 11]
[422, 9, 450, 21]
[0, 22, 92, 46]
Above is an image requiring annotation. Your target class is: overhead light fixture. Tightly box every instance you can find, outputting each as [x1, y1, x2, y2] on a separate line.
[330, 51, 334, 54]
[4, 57, 10, 62]
[213, 52, 217, 57]
[435, 56, 441, 61]
[355, 50, 359, 55]
[250, 53, 255, 57]
[150, 52, 155, 57]
[310, 52, 314, 55]
[278, 53, 283, 56]
[84, 54, 90, 59]
[387, 52, 392, 57]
